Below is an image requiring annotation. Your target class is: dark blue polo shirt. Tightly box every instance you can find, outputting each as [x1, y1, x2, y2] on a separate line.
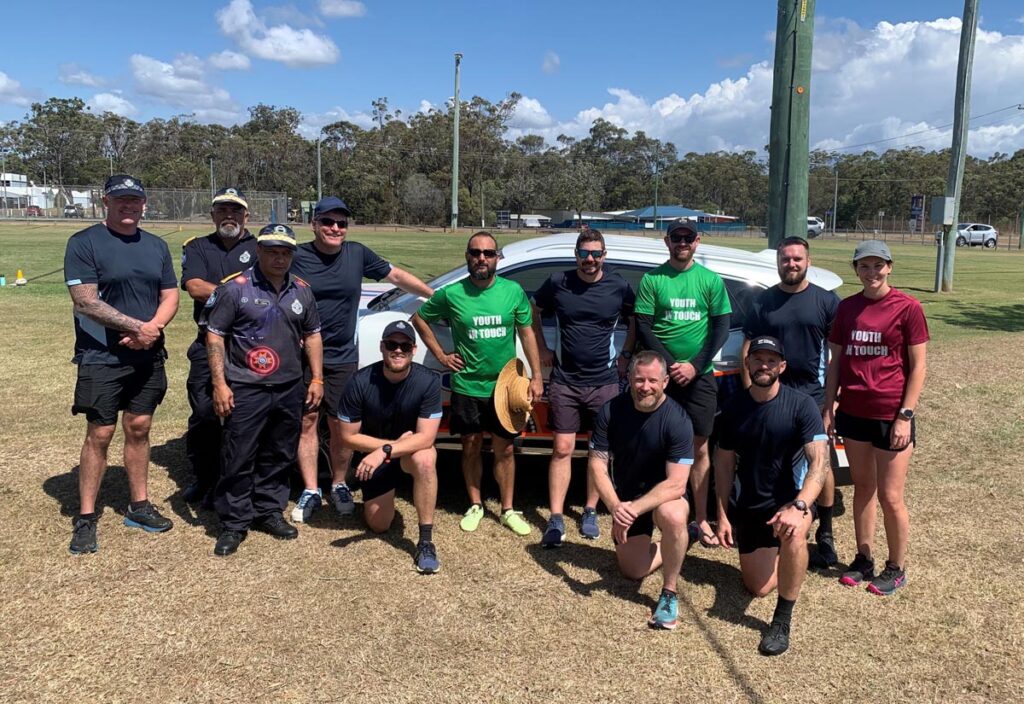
[590, 394, 694, 501]
[743, 283, 839, 405]
[336, 361, 442, 439]
[290, 241, 392, 367]
[716, 385, 827, 511]
[63, 223, 177, 365]
[533, 269, 635, 386]
[181, 231, 258, 339]
[206, 266, 321, 385]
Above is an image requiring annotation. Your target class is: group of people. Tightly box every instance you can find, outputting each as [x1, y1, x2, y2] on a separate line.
[62, 174, 928, 656]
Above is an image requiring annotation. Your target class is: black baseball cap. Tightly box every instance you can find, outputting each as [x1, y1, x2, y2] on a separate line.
[212, 187, 248, 209]
[666, 221, 698, 237]
[104, 174, 146, 198]
[748, 335, 786, 359]
[257, 224, 297, 250]
[382, 320, 416, 344]
[314, 196, 351, 218]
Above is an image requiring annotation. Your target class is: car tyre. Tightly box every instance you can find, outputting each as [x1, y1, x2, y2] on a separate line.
[983, 238, 996, 249]
[955, 236, 967, 247]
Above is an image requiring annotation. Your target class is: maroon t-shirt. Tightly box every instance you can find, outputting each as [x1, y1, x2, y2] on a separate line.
[829, 288, 929, 420]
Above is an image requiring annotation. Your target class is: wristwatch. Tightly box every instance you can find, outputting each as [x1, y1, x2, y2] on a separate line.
[620, 350, 633, 360]
[791, 499, 808, 515]
[898, 407, 915, 420]
[382, 444, 393, 462]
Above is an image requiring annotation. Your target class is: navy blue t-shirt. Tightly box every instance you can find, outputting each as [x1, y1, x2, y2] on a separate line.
[336, 361, 442, 439]
[181, 231, 258, 336]
[290, 241, 391, 367]
[533, 269, 635, 386]
[63, 223, 177, 365]
[743, 283, 839, 405]
[590, 393, 694, 501]
[716, 384, 827, 511]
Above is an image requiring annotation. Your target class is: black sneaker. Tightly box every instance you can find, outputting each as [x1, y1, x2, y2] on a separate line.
[867, 562, 907, 596]
[758, 620, 791, 656]
[414, 541, 441, 574]
[123, 502, 173, 533]
[541, 516, 566, 548]
[69, 516, 98, 555]
[214, 529, 246, 556]
[252, 514, 298, 540]
[809, 531, 838, 568]
[839, 552, 875, 587]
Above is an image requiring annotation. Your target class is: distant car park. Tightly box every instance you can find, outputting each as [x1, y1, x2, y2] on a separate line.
[936, 223, 999, 249]
[63, 204, 84, 218]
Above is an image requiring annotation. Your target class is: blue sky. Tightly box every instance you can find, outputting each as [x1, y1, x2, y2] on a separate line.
[2, 1, 1023, 155]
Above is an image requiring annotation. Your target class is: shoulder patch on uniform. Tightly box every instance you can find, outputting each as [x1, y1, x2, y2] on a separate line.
[182, 236, 200, 249]
[293, 275, 310, 287]
[228, 273, 247, 285]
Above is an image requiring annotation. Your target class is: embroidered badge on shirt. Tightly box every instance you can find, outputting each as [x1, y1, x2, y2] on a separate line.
[291, 299, 303, 315]
[239, 251, 251, 263]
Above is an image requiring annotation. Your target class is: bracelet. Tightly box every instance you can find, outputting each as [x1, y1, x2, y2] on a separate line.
[309, 378, 324, 385]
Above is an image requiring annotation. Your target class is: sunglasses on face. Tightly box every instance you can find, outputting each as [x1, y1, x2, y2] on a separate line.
[668, 232, 698, 244]
[576, 249, 605, 259]
[383, 340, 414, 353]
[318, 217, 348, 228]
[466, 248, 499, 258]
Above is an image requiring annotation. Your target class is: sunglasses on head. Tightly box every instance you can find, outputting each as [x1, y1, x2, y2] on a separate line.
[668, 231, 698, 244]
[318, 217, 348, 228]
[576, 249, 605, 259]
[466, 248, 498, 258]
[383, 339, 414, 353]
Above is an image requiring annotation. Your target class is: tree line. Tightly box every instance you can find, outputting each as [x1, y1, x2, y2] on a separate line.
[2, 95, 1022, 230]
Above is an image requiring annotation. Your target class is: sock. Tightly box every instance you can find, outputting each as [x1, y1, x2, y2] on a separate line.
[333, 482, 349, 490]
[79, 512, 98, 521]
[817, 505, 834, 534]
[661, 587, 677, 598]
[583, 506, 596, 513]
[418, 524, 433, 543]
[550, 513, 564, 523]
[502, 507, 514, 514]
[129, 500, 149, 511]
[773, 596, 796, 624]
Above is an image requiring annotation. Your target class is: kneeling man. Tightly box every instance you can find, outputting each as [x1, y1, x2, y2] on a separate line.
[589, 350, 695, 630]
[337, 321, 443, 573]
[714, 336, 829, 656]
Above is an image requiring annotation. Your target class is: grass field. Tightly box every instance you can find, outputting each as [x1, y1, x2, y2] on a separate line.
[1, 222, 1022, 703]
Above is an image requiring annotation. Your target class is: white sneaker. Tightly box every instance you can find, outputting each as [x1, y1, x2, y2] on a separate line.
[290, 489, 322, 523]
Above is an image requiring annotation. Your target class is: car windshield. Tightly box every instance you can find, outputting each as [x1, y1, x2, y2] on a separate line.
[368, 266, 467, 312]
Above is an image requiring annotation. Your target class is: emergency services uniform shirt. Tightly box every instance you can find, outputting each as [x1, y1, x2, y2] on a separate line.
[206, 266, 321, 385]
[336, 361, 443, 439]
[181, 231, 258, 337]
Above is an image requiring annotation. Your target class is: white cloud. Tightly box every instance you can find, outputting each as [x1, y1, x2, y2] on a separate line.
[320, 0, 366, 18]
[87, 91, 137, 117]
[58, 63, 104, 88]
[216, 0, 340, 68]
[208, 50, 251, 70]
[130, 53, 241, 124]
[509, 97, 555, 129]
[0, 70, 32, 106]
[299, 107, 376, 138]
[542, 51, 560, 75]
[417, 100, 436, 114]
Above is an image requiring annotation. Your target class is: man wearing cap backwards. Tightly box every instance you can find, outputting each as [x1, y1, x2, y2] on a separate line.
[714, 336, 829, 655]
[205, 224, 324, 556]
[531, 228, 636, 546]
[742, 236, 841, 568]
[290, 196, 433, 524]
[179, 187, 258, 507]
[635, 221, 731, 548]
[588, 350, 696, 630]
[336, 321, 443, 573]
[412, 231, 544, 537]
[64, 174, 179, 555]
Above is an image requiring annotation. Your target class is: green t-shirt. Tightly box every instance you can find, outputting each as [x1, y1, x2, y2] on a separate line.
[418, 276, 532, 398]
[635, 261, 732, 374]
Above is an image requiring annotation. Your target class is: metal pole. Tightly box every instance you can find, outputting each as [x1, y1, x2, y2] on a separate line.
[940, 0, 979, 293]
[831, 164, 838, 234]
[317, 137, 323, 202]
[209, 157, 215, 198]
[480, 185, 485, 228]
[653, 167, 659, 234]
[1, 153, 6, 218]
[109, 154, 113, 176]
[450, 53, 463, 231]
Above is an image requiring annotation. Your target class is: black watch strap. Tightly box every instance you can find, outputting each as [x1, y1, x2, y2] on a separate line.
[382, 444, 393, 462]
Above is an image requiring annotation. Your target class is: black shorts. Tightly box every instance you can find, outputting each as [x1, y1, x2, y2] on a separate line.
[728, 503, 816, 554]
[547, 381, 619, 434]
[666, 372, 718, 437]
[352, 455, 403, 501]
[449, 391, 519, 439]
[612, 512, 656, 545]
[72, 362, 167, 426]
[835, 409, 916, 451]
[304, 363, 357, 416]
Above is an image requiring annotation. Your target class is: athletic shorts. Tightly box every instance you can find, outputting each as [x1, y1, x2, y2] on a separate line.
[666, 372, 718, 437]
[547, 381, 619, 433]
[728, 503, 817, 554]
[613, 512, 655, 545]
[304, 363, 357, 416]
[835, 409, 916, 451]
[352, 455, 403, 502]
[72, 361, 167, 426]
[449, 391, 519, 439]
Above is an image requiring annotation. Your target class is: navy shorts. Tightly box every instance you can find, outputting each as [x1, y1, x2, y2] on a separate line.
[304, 363, 357, 416]
[353, 455, 403, 501]
[612, 512, 656, 545]
[72, 362, 167, 426]
[729, 503, 817, 554]
[449, 391, 519, 439]
[666, 372, 717, 437]
[547, 381, 618, 434]
[836, 410, 916, 451]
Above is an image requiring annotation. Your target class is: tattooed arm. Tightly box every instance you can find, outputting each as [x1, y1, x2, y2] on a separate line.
[795, 438, 829, 506]
[206, 331, 234, 417]
[69, 283, 144, 334]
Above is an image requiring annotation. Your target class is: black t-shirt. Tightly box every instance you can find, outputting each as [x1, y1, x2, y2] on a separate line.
[206, 266, 322, 385]
[290, 241, 392, 367]
[590, 393, 694, 501]
[181, 231, 258, 337]
[716, 385, 827, 511]
[743, 283, 839, 404]
[63, 223, 178, 365]
[336, 361, 442, 439]
[533, 269, 635, 386]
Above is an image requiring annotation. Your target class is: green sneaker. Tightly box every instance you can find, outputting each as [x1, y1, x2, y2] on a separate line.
[500, 509, 531, 536]
[460, 504, 485, 532]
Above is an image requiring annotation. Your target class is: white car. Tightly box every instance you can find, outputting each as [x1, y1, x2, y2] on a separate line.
[953, 223, 998, 248]
[807, 216, 825, 238]
[357, 233, 844, 456]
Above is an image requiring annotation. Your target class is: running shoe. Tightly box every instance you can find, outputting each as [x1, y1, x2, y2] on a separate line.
[123, 502, 173, 533]
[839, 552, 875, 587]
[809, 530, 839, 568]
[500, 509, 531, 536]
[867, 562, 907, 596]
[541, 516, 565, 548]
[291, 489, 322, 523]
[330, 483, 355, 516]
[69, 516, 98, 555]
[580, 507, 600, 540]
[648, 590, 678, 630]
[414, 541, 441, 574]
[758, 620, 791, 656]
[459, 504, 485, 532]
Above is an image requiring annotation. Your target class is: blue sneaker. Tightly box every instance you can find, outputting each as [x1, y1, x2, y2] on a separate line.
[330, 483, 355, 516]
[291, 489, 322, 523]
[580, 507, 600, 540]
[648, 589, 678, 630]
[541, 516, 565, 548]
[415, 541, 440, 574]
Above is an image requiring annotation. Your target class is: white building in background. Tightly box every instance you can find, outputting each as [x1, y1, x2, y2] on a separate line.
[0, 171, 93, 214]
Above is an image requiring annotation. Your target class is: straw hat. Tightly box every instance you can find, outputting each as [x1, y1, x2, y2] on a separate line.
[494, 358, 532, 433]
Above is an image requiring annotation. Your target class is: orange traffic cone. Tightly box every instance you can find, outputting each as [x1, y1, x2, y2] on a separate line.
[14, 269, 27, 286]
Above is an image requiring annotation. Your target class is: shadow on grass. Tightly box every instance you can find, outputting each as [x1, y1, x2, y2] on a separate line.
[43, 464, 133, 518]
[682, 553, 765, 632]
[525, 541, 655, 609]
[151, 434, 220, 535]
[930, 301, 1024, 333]
[330, 512, 417, 562]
